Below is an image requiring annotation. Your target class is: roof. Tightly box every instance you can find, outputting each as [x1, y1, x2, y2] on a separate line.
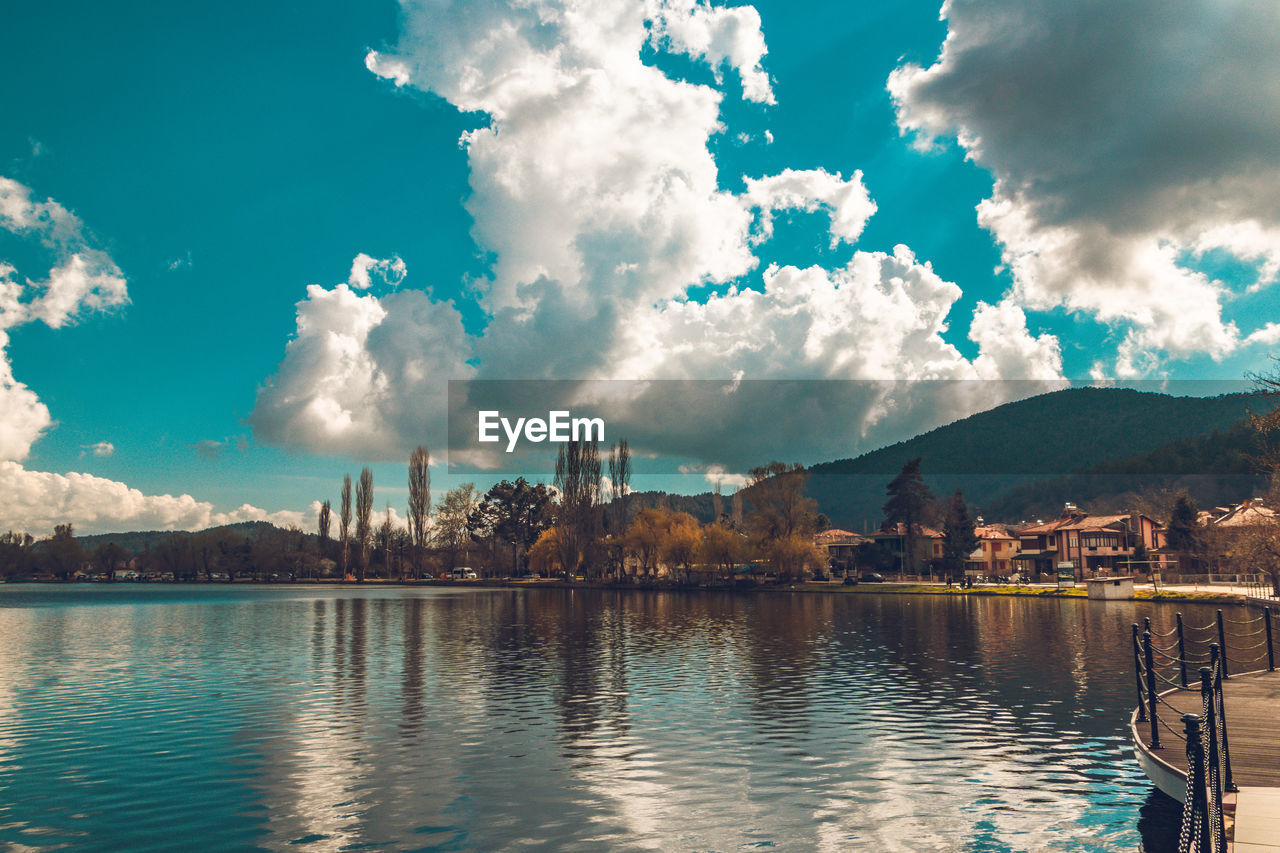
[1214, 500, 1279, 528]
[1057, 514, 1133, 531]
[974, 525, 1015, 540]
[815, 528, 861, 544]
[1016, 519, 1070, 535]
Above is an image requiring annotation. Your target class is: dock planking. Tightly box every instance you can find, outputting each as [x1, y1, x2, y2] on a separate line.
[1135, 669, 1280, 789]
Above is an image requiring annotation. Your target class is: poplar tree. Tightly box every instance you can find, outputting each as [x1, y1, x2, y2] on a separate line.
[607, 438, 631, 577]
[408, 445, 431, 579]
[554, 438, 602, 580]
[340, 475, 352, 580]
[318, 500, 332, 563]
[355, 467, 373, 583]
[379, 503, 394, 579]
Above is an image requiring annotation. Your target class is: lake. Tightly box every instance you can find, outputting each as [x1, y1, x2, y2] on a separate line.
[0, 585, 1210, 851]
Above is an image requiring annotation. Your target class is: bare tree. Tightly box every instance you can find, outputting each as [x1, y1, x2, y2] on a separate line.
[408, 445, 431, 579]
[554, 438, 602, 580]
[607, 438, 631, 578]
[436, 484, 480, 571]
[355, 467, 373, 583]
[339, 475, 352, 580]
[318, 499, 332, 568]
[379, 503, 395, 580]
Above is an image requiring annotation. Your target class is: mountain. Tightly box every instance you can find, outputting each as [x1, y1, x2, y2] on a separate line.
[75, 521, 288, 555]
[804, 387, 1263, 528]
[981, 417, 1267, 521]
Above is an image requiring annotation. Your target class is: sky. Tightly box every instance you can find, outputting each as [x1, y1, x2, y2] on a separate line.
[2, 0, 1280, 535]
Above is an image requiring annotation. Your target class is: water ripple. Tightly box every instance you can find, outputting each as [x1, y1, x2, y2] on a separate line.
[0, 585, 1211, 850]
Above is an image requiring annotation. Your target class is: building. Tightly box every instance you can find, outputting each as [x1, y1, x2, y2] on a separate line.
[815, 528, 863, 572]
[1011, 505, 1163, 580]
[869, 522, 942, 574]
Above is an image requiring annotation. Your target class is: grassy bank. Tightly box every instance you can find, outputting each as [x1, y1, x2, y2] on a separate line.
[787, 582, 1246, 604]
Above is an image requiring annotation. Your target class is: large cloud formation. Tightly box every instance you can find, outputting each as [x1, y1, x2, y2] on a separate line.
[254, 0, 1063, 471]
[889, 0, 1280, 376]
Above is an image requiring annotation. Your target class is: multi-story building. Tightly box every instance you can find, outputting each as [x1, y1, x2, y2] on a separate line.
[1011, 505, 1163, 580]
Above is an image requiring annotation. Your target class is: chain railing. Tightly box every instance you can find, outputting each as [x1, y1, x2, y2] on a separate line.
[1131, 607, 1275, 853]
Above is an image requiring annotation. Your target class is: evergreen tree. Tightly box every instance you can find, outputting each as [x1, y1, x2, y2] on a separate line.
[941, 489, 979, 581]
[882, 457, 935, 572]
[1166, 491, 1202, 571]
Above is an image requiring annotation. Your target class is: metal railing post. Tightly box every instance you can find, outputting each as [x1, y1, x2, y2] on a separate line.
[1267, 606, 1275, 672]
[1182, 713, 1210, 853]
[1211, 645, 1236, 794]
[1176, 612, 1188, 688]
[1145, 631, 1160, 749]
[1132, 623, 1148, 721]
[1216, 610, 1229, 678]
[1200, 663, 1224, 853]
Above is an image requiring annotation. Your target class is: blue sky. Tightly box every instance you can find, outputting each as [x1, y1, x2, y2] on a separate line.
[2, 0, 1279, 534]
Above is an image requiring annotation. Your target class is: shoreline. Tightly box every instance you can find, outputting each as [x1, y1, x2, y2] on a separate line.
[6, 576, 1260, 605]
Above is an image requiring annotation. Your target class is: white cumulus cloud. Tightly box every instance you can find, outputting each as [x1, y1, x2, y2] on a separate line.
[0, 461, 308, 536]
[889, 0, 1280, 375]
[251, 263, 474, 459]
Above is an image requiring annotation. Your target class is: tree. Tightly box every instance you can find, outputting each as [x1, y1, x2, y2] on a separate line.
[940, 490, 979, 582]
[318, 500, 332, 562]
[471, 478, 552, 576]
[0, 531, 34, 579]
[554, 438, 602, 580]
[355, 467, 374, 582]
[625, 508, 668, 578]
[743, 462, 821, 579]
[855, 540, 895, 574]
[408, 445, 431, 579]
[1166, 492, 1202, 573]
[379, 504, 395, 579]
[698, 522, 743, 580]
[606, 439, 631, 578]
[340, 474, 352, 580]
[152, 532, 194, 581]
[528, 527, 563, 576]
[44, 523, 85, 580]
[659, 512, 701, 583]
[93, 541, 128, 582]
[882, 458, 935, 573]
[436, 484, 480, 571]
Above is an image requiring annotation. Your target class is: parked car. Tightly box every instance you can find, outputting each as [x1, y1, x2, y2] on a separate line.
[842, 575, 858, 586]
[449, 567, 478, 580]
[517, 571, 541, 580]
[859, 572, 885, 583]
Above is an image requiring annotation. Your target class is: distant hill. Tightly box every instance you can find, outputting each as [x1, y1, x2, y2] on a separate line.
[75, 521, 288, 556]
[804, 387, 1263, 528]
[982, 418, 1267, 521]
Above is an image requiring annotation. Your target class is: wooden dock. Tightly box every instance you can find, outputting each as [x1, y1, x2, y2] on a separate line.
[1133, 669, 1280, 851]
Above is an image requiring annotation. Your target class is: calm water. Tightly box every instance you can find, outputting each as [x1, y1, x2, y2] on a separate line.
[0, 585, 1232, 851]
